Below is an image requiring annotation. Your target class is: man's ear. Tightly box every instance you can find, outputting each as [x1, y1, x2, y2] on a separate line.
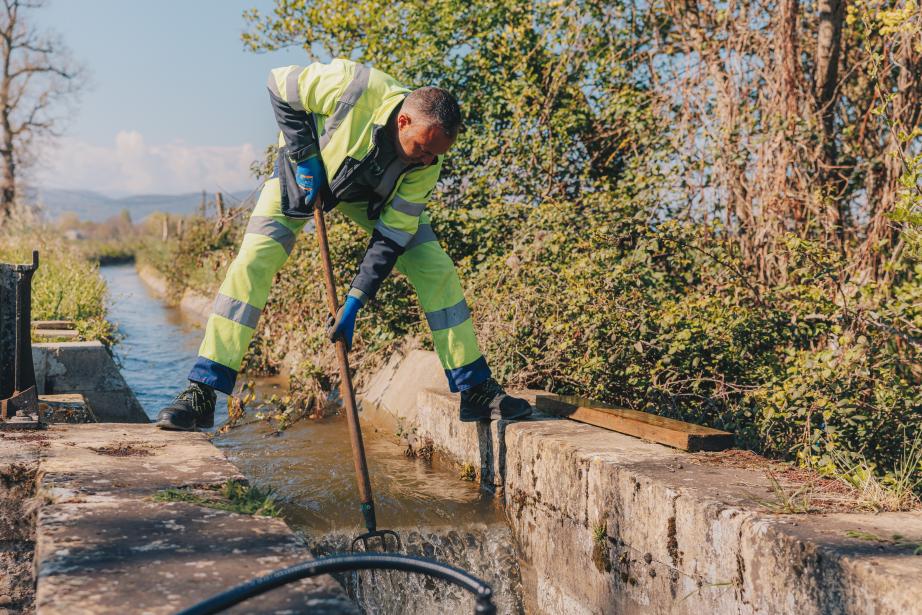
[397, 112, 411, 130]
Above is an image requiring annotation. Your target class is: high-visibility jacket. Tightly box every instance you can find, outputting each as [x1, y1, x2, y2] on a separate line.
[267, 59, 441, 305]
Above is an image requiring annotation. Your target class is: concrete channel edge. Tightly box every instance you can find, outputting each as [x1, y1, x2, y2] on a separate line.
[360, 348, 922, 615]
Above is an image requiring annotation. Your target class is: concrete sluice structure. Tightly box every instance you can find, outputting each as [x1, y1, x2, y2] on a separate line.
[5, 263, 917, 614]
[0, 420, 356, 614]
[361, 349, 922, 615]
[212, 391, 528, 614]
[4, 344, 922, 614]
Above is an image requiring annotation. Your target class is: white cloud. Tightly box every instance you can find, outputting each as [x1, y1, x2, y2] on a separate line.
[37, 130, 261, 195]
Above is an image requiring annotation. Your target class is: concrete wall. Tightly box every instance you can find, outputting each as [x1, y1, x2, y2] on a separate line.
[136, 263, 211, 324]
[140, 263, 922, 614]
[32, 342, 147, 423]
[360, 349, 922, 615]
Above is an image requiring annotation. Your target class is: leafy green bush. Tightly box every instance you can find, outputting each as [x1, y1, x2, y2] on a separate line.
[0, 229, 116, 345]
[138, 0, 922, 492]
[135, 216, 242, 303]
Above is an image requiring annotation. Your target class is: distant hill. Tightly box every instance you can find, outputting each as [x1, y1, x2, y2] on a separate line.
[33, 188, 257, 222]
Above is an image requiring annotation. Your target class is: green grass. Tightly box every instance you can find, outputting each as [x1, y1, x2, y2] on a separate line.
[0, 229, 116, 345]
[153, 479, 280, 517]
[760, 470, 813, 514]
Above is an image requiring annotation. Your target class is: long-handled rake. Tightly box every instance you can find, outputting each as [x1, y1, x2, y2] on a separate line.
[312, 202, 401, 553]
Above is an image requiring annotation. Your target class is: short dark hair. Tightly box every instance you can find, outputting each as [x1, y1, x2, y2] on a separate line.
[404, 86, 462, 136]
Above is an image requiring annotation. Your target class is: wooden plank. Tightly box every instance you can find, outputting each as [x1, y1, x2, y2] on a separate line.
[32, 320, 76, 330]
[535, 394, 734, 452]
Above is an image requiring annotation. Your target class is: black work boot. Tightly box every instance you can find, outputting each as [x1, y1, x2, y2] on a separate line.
[459, 378, 533, 422]
[155, 381, 216, 431]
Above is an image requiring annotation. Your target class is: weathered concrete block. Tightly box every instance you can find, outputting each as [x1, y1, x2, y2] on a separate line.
[32, 341, 147, 423]
[315, 524, 525, 615]
[136, 263, 211, 323]
[414, 388, 547, 489]
[34, 424, 355, 615]
[135, 263, 169, 298]
[180, 288, 212, 323]
[38, 393, 96, 424]
[505, 414, 922, 615]
[365, 349, 922, 615]
[361, 348, 446, 425]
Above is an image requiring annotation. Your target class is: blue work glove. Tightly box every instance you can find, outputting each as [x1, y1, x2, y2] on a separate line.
[295, 154, 327, 207]
[326, 295, 362, 351]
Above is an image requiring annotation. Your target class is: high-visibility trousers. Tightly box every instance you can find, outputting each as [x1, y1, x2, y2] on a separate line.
[187, 177, 491, 395]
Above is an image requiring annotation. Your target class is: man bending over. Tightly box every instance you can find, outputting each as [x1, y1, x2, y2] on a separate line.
[156, 59, 532, 431]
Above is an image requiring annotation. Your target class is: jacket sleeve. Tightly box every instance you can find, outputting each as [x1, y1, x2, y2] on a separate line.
[266, 60, 356, 162]
[347, 160, 442, 305]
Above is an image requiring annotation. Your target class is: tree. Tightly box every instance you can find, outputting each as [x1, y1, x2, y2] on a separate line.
[243, 0, 655, 208]
[0, 0, 83, 218]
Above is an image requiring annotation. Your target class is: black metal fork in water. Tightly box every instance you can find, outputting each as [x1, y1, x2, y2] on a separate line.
[312, 202, 401, 554]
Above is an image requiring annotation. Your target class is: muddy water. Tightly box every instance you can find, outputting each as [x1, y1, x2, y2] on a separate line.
[101, 264, 525, 614]
[219, 414, 525, 614]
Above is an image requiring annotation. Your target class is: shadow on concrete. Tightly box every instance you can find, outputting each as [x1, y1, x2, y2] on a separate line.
[476, 409, 558, 491]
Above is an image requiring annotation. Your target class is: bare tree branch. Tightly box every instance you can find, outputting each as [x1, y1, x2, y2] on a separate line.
[0, 0, 83, 216]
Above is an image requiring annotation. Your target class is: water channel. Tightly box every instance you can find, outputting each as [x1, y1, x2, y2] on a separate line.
[100, 263, 526, 614]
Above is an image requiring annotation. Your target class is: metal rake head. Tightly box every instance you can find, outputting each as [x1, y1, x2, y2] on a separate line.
[351, 528, 402, 553]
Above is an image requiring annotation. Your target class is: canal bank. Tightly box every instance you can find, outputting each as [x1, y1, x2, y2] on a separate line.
[1, 421, 355, 614]
[363, 349, 922, 615]
[116, 262, 922, 614]
[106, 263, 529, 613]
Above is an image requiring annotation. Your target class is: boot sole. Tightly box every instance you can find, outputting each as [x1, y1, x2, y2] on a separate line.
[458, 406, 534, 423]
[494, 406, 533, 421]
[155, 419, 196, 431]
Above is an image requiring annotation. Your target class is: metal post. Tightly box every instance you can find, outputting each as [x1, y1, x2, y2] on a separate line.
[1, 250, 42, 429]
[0, 265, 14, 403]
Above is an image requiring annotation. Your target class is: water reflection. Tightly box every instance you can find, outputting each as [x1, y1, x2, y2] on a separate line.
[216, 411, 502, 532]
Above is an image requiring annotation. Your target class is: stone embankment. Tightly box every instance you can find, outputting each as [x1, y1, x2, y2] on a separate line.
[136, 263, 211, 323]
[1, 416, 354, 615]
[362, 349, 922, 615]
[132, 263, 922, 613]
[32, 341, 147, 423]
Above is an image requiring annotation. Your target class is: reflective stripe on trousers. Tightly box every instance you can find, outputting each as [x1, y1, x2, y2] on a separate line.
[189, 180, 490, 394]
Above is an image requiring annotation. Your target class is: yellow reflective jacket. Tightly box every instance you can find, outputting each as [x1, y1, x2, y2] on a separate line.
[267, 59, 443, 303]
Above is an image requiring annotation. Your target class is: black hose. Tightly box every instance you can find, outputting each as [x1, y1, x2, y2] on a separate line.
[176, 552, 496, 615]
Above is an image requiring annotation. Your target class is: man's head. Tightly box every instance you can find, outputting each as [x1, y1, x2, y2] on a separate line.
[394, 86, 461, 166]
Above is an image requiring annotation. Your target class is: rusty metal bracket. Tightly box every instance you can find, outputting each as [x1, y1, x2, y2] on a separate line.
[1, 250, 44, 430]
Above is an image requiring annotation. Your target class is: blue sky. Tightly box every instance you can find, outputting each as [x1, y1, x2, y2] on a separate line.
[34, 0, 308, 195]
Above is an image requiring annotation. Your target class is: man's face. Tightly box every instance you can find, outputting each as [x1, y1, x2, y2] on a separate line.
[395, 112, 455, 167]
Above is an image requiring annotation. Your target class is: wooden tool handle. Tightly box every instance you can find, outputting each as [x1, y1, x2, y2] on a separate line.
[312, 205, 375, 516]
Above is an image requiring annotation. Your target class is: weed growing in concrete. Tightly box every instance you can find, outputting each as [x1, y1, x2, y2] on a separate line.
[591, 523, 612, 573]
[153, 479, 280, 517]
[760, 470, 813, 514]
[845, 529, 883, 541]
[679, 581, 735, 602]
[593, 523, 607, 545]
[844, 530, 922, 555]
[826, 431, 922, 512]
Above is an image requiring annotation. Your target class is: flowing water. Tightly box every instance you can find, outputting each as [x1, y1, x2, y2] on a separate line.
[101, 263, 525, 614]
